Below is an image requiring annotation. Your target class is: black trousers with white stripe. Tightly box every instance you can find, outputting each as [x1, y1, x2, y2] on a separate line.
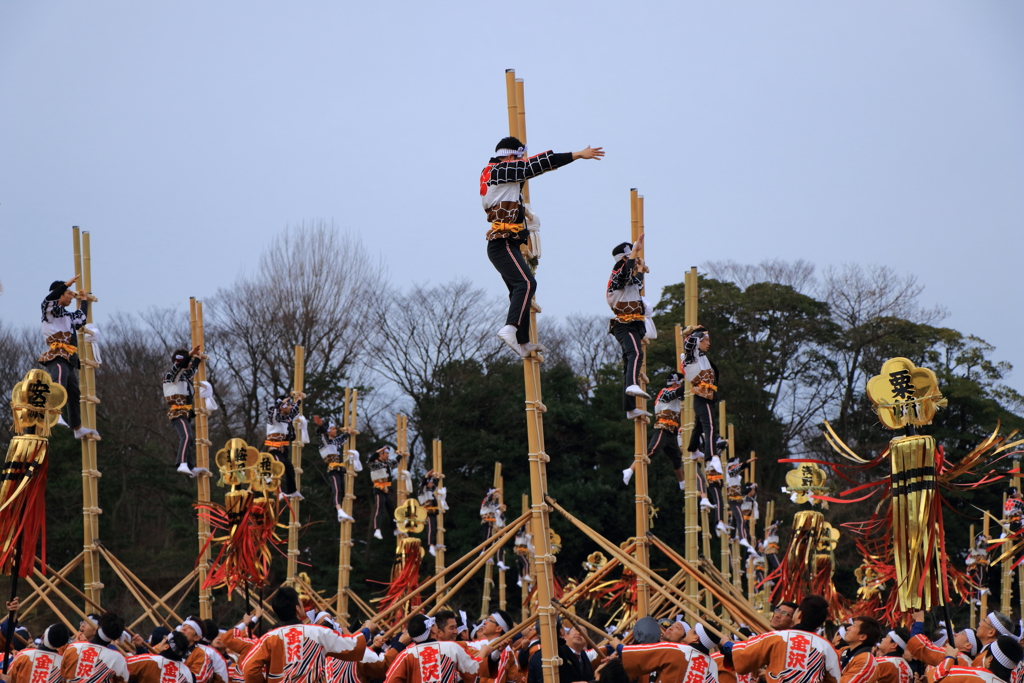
[42, 357, 81, 428]
[487, 238, 536, 344]
[612, 321, 646, 412]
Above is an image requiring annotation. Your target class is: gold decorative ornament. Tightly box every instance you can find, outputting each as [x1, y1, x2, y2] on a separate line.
[866, 357, 947, 430]
[394, 498, 427, 534]
[11, 369, 68, 436]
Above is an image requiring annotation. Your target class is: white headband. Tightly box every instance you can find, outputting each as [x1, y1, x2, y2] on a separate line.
[412, 617, 435, 643]
[180, 618, 204, 640]
[935, 628, 948, 647]
[97, 626, 115, 643]
[614, 245, 632, 262]
[837, 626, 847, 641]
[675, 616, 691, 634]
[989, 613, 1014, 638]
[457, 611, 468, 634]
[965, 629, 979, 657]
[42, 626, 58, 650]
[888, 631, 907, 651]
[495, 146, 527, 158]
[990, 640, 1016, 669]
[695, 623, 717, 651]
[491, 612, 510, 634]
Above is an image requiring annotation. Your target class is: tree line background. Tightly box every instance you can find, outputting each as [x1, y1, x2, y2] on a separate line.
[2, 221, 1021, 633]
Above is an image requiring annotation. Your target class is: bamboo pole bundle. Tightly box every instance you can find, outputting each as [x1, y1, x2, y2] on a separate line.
[762, 501, 774, 615]
[17, 555, 83, 619]
[286, 346, 305, 583]
[189, 299, 213, 618]
[482, 463, 502, 616]
[335, 388, 358, 624]
[383, 515, 530, 637]
[521, 493, 532, 621]
[630, 190, 651, 617]
[745, 448, 757, 601]
[1002, 491, 1012, 614]
[73, 228, 103, 607]
[970, 522, 977, 629]
[515, 78, 529, 204]
[682, 268, 700, 600]
[433, 439, 446, 594]
[546, 498, 743, 641]
[1015, 461, 1022, 610]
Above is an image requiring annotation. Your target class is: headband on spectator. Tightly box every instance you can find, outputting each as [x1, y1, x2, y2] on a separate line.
[991, 640, 1016, 669]
[888, 631, 907, 650]
[491, 612, 510, 634]
[695, 623, 717, 651]
[989, 613, 1014, 638]
[964, 629, 979, 657]
[412, 617, 435, 643]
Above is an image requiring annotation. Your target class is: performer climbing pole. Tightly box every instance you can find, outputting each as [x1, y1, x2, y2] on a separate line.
[498, 69, 561, 683]
[285, 345, 306, 584]
[481, 463, 504, 617]
[484, 69, 604, 358]
[72, 227, 103, 608]
[335, 387, 358, 624]
[188, 298, 215, 619]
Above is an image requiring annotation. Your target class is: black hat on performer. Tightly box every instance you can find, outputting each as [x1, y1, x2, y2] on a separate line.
[46, 281, 68, 301]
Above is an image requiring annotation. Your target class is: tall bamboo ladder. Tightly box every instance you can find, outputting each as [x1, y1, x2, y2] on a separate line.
[335, 388, 358, 625]
[285, 346, 305, 584]
[73, 227, 103, 608]
[505, 68, 560, 683]
[628, 189, 652, 617]
[188, 298, 214, 618]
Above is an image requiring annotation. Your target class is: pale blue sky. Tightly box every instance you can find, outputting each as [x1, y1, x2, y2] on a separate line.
[2, 2, 1022, 393]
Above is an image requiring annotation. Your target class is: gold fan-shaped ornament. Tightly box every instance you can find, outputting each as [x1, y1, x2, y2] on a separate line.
[816, 522, 840, 554]
[395, 498, 427, 534]
[549, 529, 562, 555]
[11, 369, 67, 435]
[784, 462, 829, 506]
[583, 551, 607, 574]
[252, 452, 286, 493]
[215, 438, 261, 487]
[866, 357, 946, 430]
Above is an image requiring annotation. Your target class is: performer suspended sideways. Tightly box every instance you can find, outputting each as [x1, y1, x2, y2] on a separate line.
[164, 345, 203, 477]
[481, 136, 604, 357]
[39, 276, 98, 439]
[607, 233, 653, 419]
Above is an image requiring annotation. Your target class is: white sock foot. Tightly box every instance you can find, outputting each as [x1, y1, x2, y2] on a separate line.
[338, 509, 353, 522]
[429, 545, 437, 557]
[700, 498, 715, 510]
[74, 427, 99, 440]
[177, 463, 196, 478]
[622, 468, 634, 486]
[625, 384, 651, 400]
[373, 529, 383, 540]
[497, 325, 523, 356]
[678, 481, 685, 490]
[57, 416, 69, 428]
[626, 409, 651, 419]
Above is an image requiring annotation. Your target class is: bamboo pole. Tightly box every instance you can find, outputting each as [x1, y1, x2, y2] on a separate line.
[515, 78, 530, 204]
[345, 588, 377, 622]
[682, 267, 701, 600]
[970, 523, 977, 629]
[98, 546, 186, 626]
[127, 570, 197, 631]
[73, 228, 103, 608]
[1002, 491, 1012, 614]
[630, 190, 651, 617]
[1015, 461, 1022, 610]
[498, 471, 507, 612]
[433, 439, 446, 593]
[717, 401, 730, 585]
[559, 548, 632, 608]
[505, 70, 519, 141]
[396, 415, 409, 507]
[482, 463, 502, 616]
[190, 299, 213, 618]
[336, 388, 358, 624]
[981, 512, 990, 622]
[521, 493, 533, 621]
[286, 345, 305, 583]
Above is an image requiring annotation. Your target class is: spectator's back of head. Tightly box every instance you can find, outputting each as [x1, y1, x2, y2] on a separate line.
[797, 595, 830, 631]
[272, 587, 301, 622]
[97, 613, 125, 643]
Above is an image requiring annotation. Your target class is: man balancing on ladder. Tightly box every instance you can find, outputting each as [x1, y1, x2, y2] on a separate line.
[481, 136, 604, 357]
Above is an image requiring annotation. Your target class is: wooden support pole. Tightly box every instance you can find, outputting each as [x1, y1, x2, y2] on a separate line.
[682, 267, 700, 600]
[286, 345, 306, 583]
[433, 439, 446, 593]
[336, 388, 358, 625]
[630, 189, 651, 617]
[521, 493, 533, 622]
[970, 523, 977, 629]
[396, 415, 410, 507]
[515, 78, 529, 204]
[505, 70, 519, 141]
[18, 555, 82, 618]
[190, 298, 213, 618]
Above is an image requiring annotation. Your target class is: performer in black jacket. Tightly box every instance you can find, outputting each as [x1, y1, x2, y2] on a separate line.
[481, 136, 604, 357]
[607, 234, 652, 419]
[313, 415, 352, 522]
[163, 346, 203, 476]
[265, 394, 302, 497]
[368, 447, 397, 540]
[623, 371, 684, 488]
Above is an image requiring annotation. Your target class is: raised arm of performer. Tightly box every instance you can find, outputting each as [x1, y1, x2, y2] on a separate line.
[164, 345, 203, 477]
[39, 275, 98, 438]
[482, 138, 604, 358]
[607, 234, 651, 420]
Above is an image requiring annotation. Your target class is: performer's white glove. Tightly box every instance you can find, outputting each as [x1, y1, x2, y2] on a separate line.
[524, 203, 541, 233]
[347, 450, 363, 472]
